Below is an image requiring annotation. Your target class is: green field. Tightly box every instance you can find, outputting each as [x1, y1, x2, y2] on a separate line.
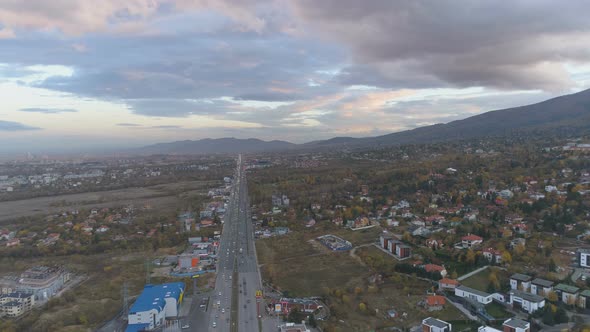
[460, 267, 509, 292]
[485, 302, 512, 319]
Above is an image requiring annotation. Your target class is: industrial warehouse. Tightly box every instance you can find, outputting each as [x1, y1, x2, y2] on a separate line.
[126, 282, 185, 332]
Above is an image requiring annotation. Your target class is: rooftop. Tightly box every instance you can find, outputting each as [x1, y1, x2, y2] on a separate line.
[509, 289, 544, 303]
[503, 318, 530, 329]
[129, 282, 184, 314]
[555, 283, 580, 294]
[510, 273, 532, 282]
[531, 278, 554, 287]
[423, 317, 450, 329]
[426, 295, 446, 306]
[462, 234, 483, 241]
[457, 285, 491, 298]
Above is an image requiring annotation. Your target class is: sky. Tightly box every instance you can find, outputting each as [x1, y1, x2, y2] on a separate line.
[1, 0, 590, 154]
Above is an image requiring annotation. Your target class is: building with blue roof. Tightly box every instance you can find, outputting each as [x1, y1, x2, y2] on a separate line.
[126, 282, 185, 332]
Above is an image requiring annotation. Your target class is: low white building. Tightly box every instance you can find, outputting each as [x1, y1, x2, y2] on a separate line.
[455, 285, 493, 304]
[508, 289, 545, 314]
[530, 278, 554, 296]
[510, 273, 532, 292]
[422, 317, 451, 332]
[578, 248, 590, 268]
[503, 318, 531, 332]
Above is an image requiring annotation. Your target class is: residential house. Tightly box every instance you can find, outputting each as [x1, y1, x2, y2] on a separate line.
[510, 238, 526, 249]
[554, 283, 579, 305]
[478, 327, 501, 332]
[395, 243, 411, 259]
[578, 290, 590, 309]
[380, 234, 394, 250]
[482, 248, 503, 263]
[426, 238, 444, 250]
[6, 238, 20, 247]
[0, 292, 35, 317]
[424, 264, 447, 277]
[387, 240, 403, 254]
[508, 289, 545, 314]
[352, 216, 370, 228]
[422, 317, 451, 332]
[304, 217, 316, 228]
[332, 217, 343, 226]
[510, 274, 532, 292]
[386, 309, 397, 318]
[530, 278, 554, 297]
[577, 248, 590, 268]
[461, 234, 483, 248]
[96, 225, 109, 233]
[425, 295, 446, 311]
[200, 218, 214, 227]
[438, 278, 460, 291]
[409, 225, 431, 237]
[455, 285, 493, 304]
[502, 318, 530, 332]
[512, 223, 529, 236]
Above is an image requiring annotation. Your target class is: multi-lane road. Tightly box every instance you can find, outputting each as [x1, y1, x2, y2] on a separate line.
[189, 154, 264, 332]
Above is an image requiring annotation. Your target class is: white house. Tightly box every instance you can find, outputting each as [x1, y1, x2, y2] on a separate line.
[482, 248, 502, 263]
[530, 278, 554, 296]
[578, 248, 590, 268]
[555, 283, 579, 305]
[508, 290, 545, 314]
[455, 285, 493, 304]
[502, 318, 531, 332]
[422, 317, 451, 332]
[460, 234, 483, 248]
[510, 273, 532, 292]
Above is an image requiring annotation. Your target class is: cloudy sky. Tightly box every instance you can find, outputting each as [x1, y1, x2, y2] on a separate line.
[1, 0, 590, 154]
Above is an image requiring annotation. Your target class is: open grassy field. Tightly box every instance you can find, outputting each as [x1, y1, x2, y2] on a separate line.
[460, 266, 510, 292]
[257, 231, 468, 331]
[0, 180, 216, 222]
[485, 302, 512, 319]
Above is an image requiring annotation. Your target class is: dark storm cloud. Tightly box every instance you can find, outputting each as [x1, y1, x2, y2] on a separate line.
[19, 108, 78, 114]
[0, 120, 41, 131]
[291, 0, 590, 91]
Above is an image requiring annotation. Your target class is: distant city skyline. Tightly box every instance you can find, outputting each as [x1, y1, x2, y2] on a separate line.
[1, 1, 590, 153]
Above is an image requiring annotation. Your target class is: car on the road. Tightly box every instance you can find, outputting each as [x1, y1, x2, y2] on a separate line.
[222, 308, 225, 313]
[219, 292, 222, 296]
[212, 322, 217, 328]
[181, 325, 190, 329]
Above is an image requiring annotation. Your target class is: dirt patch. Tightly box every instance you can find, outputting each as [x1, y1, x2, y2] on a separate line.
[0, 180, 212, 222]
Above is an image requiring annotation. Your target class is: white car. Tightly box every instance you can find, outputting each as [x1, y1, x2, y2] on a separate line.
[212, 322, 217, 328]
[182, 325, 190, 329]
[222, 308, 225, 313]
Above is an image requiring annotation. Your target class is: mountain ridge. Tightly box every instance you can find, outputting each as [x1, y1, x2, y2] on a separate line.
[136, 88, 590, 154]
